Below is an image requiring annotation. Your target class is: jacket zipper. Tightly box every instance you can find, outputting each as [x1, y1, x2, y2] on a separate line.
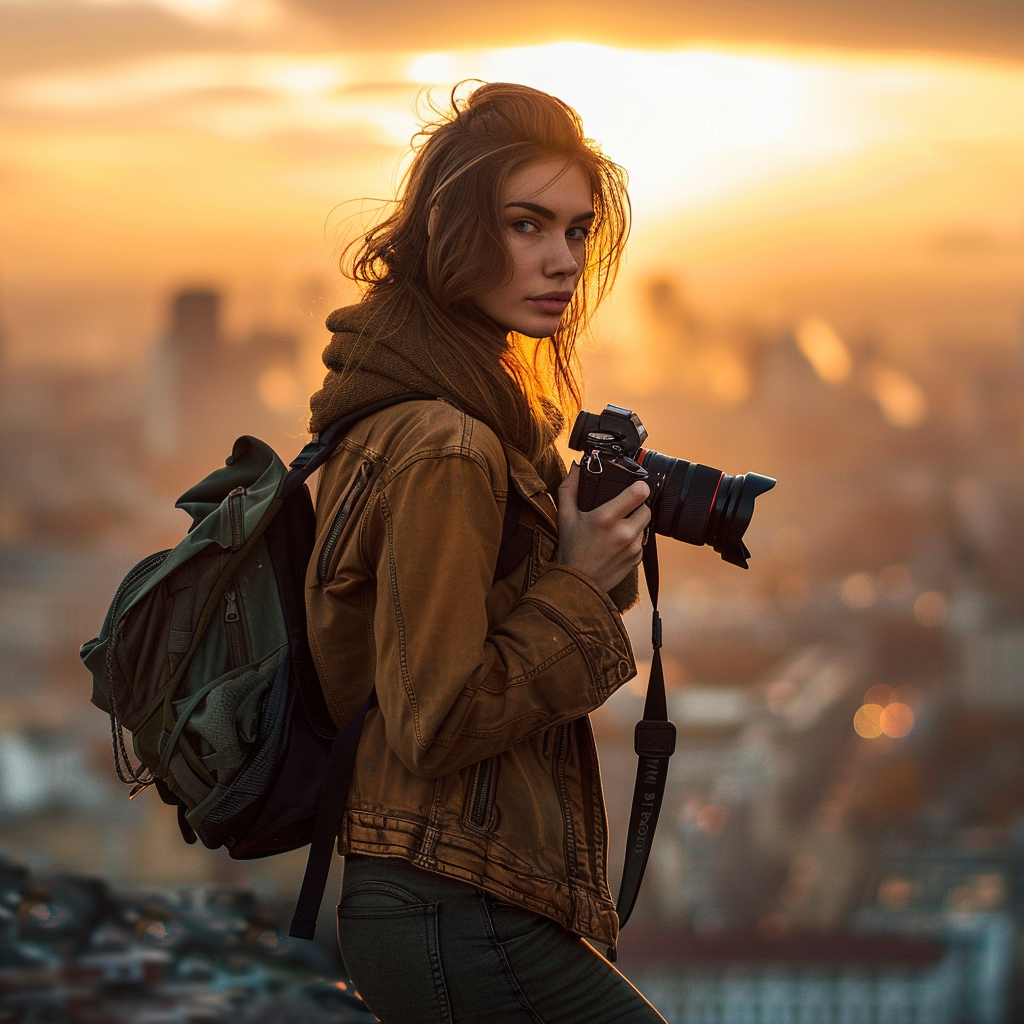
[581, 722, 611, 894]
[317, 459, 373, 585]
[224, 583, 248, 668]
[554, 723, 579, 883]
[227, 487, 246, 551]
[469, 758, 496, 829]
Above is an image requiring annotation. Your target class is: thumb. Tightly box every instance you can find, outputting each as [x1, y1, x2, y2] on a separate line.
[558, 461, 580, 505]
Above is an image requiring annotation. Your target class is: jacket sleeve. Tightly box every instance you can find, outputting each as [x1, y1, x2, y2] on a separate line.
[363, 449, 636, 778]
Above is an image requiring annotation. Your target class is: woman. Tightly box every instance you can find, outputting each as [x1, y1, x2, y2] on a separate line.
[306, 82, 666, 1024]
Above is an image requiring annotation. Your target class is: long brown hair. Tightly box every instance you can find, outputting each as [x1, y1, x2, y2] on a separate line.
[344, 81, 630, 461]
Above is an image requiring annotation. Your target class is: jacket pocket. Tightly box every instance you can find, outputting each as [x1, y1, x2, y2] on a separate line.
[317, 458, 374, 586]
[462, 756, 499, 834]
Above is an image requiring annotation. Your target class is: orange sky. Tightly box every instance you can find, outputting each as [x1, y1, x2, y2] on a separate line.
[0, 2, 1022, 369]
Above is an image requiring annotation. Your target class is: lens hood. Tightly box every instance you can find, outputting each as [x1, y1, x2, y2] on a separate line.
[712, 472, 776, 568]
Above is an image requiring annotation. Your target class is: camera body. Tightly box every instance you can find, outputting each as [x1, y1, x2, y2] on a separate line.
[568, 404, 775, 569]
[570, 405, 650, 512]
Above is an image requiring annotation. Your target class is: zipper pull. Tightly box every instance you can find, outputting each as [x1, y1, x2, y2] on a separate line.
[224, 590, 240, 623]
[129, 779, 154, 800]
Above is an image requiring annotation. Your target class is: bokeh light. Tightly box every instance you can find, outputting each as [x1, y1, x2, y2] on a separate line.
[854, 692, 916, 739]
[840, 572, 876, 609]
[914, 590, 949, 627]
[795, 316, 852, 384]
[853, 703, 884, 739]
[878, 876, 917, 909]
[867, 365, 928, 428]
[696, 804, 729, 835]
[879, 702, 915, 738]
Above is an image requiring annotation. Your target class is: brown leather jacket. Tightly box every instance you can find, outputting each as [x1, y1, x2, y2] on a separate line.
[305, 398, 637, 950]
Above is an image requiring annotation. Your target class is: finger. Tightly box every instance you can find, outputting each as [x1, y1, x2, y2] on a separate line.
[598, 478, 650, 520]
[616, 514, 649, 548]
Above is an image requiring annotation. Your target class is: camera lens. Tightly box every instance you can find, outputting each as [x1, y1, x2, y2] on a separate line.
[641, 451, 775, 568]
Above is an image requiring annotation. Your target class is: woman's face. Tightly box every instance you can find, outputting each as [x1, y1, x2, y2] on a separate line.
[471, 158, 593, 339]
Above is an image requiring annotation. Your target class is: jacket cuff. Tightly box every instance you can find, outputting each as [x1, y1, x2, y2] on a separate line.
[608, 566, 640, 613]
[521, 564, 636, 702]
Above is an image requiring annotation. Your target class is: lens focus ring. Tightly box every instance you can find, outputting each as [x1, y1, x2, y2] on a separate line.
[656, 462, 722, 544]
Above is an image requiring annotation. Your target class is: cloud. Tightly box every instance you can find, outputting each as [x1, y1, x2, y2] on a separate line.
[284, 0, 1024, 60]
[0, 0, 236, 76]
[2, 0, 1023, 85]
[0, 49, 420, 145]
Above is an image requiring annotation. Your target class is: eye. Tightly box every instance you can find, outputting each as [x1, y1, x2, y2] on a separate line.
[512, 219, 538, 233]
[566, 226, 590, 242]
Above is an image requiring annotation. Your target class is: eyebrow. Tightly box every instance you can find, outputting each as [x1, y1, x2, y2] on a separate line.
[505, 201, 595, 225]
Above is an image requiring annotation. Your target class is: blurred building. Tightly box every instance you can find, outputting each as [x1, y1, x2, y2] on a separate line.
[856, 838, 1018, 1024]
[617, 928, 960, 1024]
[146, 288, 306, 495]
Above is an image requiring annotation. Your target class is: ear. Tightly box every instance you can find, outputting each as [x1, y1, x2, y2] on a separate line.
[427, 205, 438, 239]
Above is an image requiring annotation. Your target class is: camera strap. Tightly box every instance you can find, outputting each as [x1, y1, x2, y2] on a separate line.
[612, 530, 677, 950]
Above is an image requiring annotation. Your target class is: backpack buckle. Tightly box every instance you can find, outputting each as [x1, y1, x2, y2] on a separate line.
[289, 441, 324, 470]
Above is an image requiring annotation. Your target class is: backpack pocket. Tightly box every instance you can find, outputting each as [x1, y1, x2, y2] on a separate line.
[159, 644, 286, 810]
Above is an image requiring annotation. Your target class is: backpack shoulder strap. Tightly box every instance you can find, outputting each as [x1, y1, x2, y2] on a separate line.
[493, 477, 533, 584]
[281, 393, 431, 498]
[290, 687, 378, 939]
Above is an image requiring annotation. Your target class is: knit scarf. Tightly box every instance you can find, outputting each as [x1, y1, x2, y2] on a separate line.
[308, 301, 566, 492]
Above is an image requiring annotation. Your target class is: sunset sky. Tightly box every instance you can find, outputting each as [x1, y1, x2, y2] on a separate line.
[1, 0, 1022, 370]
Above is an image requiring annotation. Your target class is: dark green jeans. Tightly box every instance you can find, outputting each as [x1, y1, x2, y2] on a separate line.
[337, 855, 667, 1024]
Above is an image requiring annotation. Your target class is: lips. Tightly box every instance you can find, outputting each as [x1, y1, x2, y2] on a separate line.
[528, 291, 573, 315]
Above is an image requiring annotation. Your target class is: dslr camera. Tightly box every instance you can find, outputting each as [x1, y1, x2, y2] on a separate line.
[569, 405, 775, 568]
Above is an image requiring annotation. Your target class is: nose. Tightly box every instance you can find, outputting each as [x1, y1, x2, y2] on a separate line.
[544, 235, 580, 279]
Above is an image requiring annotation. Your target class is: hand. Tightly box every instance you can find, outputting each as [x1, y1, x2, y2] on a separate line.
[557, 463, 651, 593]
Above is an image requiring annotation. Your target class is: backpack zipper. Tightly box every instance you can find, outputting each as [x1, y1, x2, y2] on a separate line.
[317, 459, 374, 585]
[223, 584, 248, 668]
[227, 487, 246, 551]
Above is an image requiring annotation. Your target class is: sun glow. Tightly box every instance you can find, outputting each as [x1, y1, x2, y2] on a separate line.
[404, 43, 1024, 221]
[410, 44, 854, 216]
